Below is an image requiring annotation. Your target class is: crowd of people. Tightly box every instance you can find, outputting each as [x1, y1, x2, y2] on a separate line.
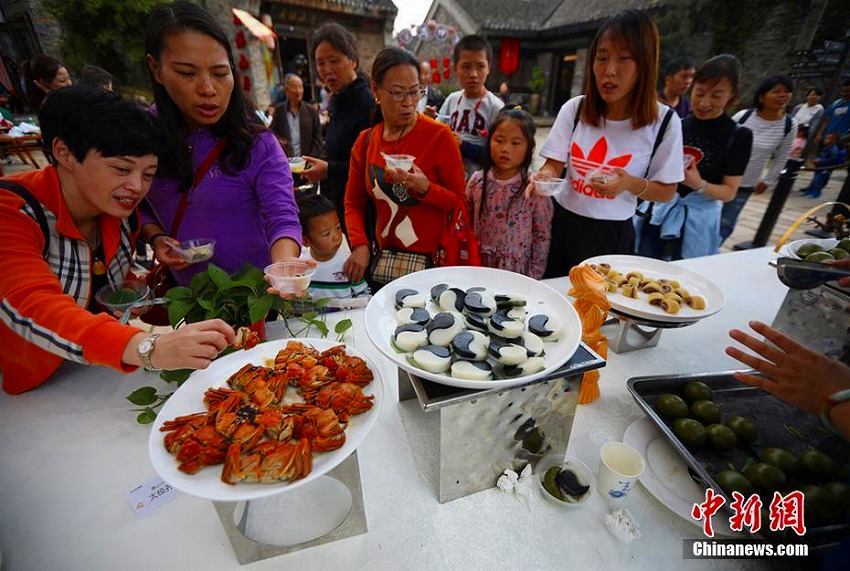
[1, 3, 849, 441]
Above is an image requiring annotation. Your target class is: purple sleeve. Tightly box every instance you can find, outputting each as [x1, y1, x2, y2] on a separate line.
[252, 131, 302, 250]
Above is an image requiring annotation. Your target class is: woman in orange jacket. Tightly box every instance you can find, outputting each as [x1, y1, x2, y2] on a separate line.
[0, 86, 234, 395]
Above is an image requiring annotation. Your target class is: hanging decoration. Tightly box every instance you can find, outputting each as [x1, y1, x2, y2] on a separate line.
[498, 38, 521, 76]
[238, 54, 250, 71]
[235, 29, 247, 49]
[394, 20, 460, 84]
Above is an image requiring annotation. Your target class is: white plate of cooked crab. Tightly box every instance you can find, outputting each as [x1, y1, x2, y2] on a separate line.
[148, 338, 384, 502]
[364, 266, 583, 390]
[582, 255, 725, 324]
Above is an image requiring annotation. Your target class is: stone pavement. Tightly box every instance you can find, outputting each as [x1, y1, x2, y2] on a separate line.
[7, 136, 846, 260]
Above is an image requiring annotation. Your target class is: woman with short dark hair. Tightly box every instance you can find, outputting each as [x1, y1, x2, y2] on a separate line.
[636, 54, 753, 259]
[22, 54, 72, 110]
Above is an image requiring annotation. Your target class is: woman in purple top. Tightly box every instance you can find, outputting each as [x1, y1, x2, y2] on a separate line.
[139, 1, 304, 287]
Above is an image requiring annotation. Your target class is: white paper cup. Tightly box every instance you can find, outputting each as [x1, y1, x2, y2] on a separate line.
[597, 441, 645, 501]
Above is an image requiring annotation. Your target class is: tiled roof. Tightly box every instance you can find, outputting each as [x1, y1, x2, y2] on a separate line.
[307, 0, 397, 12]
[448, 0, 663, 33]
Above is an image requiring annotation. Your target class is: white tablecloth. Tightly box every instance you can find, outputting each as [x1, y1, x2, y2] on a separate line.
[0, 248, 788, 570]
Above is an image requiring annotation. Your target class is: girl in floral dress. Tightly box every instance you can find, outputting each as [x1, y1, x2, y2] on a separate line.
[466, 108, 553, 279]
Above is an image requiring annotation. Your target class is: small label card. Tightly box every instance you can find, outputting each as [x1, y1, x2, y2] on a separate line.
[127, 476, 181, 517]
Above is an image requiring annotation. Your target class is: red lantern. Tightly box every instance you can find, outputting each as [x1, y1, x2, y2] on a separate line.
[443, 68, 450, 80]
[243, 75, 252, 92]
[442, 57, 450, 70]
[498, 38, 520, 76]
[238, 54, 250, 70]
[235, 30, 247, 49]
[432, 71, 441, 85]
[430, 58, 438, 70]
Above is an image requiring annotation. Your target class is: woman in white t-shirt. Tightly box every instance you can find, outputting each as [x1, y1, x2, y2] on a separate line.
[530, 9, 683, 277]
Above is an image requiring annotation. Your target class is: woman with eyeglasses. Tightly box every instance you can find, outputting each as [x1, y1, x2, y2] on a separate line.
[301, 23, 375, 232]
[343, 47, 466, 288]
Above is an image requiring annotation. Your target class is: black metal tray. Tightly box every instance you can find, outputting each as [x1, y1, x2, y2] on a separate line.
[627, 371, 850, 547]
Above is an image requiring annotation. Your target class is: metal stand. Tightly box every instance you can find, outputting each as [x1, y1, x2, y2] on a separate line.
[397, 344, 605, 503]
[602, 310, 697, 354]
[212, 452, 367, 565]
[734, 159, 804, 250]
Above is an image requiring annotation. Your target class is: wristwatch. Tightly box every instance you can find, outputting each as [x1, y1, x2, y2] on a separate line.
[137, 334, 162, 372]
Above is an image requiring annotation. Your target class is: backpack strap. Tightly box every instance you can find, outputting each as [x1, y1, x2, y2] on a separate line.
[572, 96, 585, 135]
[784, 114, 792, 137]
[0, 180, 49, 258]
[738, 109, 755, 125]
[644, 106, 675, 178]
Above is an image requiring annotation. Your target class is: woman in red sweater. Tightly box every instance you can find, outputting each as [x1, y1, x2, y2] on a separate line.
[344, 47, 466, 287]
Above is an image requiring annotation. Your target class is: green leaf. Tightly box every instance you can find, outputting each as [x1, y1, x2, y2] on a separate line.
[302, 311, 318, 321]
[137, 408, 158, 425]
[189, 270, 212, 294]
[314, 297, 331, 309]
[312, 320, 329, 337]
[197, 297, 216, 310]
[159, 368, 193, 385]
[127, 386, 158, 406]
[207, 264, 231, 289]
[247, 294, 274, 325]
[165, 286, 193, 301]
[334, 319, 353, 335]
[167, 299, 193, 328]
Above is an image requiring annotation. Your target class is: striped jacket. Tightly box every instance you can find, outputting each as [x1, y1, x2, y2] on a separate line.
[0, 166, 142, 394]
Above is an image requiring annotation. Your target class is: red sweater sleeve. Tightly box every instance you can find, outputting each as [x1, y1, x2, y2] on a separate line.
[344, 128, 371, 250]
[419, 125, 467, 212]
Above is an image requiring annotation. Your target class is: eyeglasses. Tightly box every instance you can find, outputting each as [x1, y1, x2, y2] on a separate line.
[381, 86, 427, 102]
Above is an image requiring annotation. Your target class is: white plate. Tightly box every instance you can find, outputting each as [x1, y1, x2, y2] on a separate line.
[582, 254, 725, 324]
[780, 237, 840, 260]
[148, 338, 384, 502]
[364, 266, 582, 390]
[624, 417, 735, 536]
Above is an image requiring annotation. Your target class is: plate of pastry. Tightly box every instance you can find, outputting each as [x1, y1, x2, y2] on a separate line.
[364, 266, 582, 390]
[581, 255, 725, 324]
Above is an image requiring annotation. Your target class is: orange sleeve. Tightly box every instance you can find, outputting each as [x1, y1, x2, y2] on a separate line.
[344, 129, 371, 250]
[0, 192, 142, 388]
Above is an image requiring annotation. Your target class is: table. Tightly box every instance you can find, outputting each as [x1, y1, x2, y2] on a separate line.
[0, 133, 42, 175]
[0, 248, 792, 570]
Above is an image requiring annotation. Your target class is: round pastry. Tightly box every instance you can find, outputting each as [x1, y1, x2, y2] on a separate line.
[395, 288, 426, 309]
[438, 287, 467, 312]
[502, 356, 546, 378]
[450, 360, 493, 381]
[450, 330, 490, 361]
[464, 289, 497, 316]
[488, 338, 529, 366]
[489, 309, 525, 339]
[519, 331, 545, 357]
[464, 312, 489, 333]
[430, 283, 449, 303]
[410, 345, 452, 373]
[396, 306, 431, 326]
[426, 312, 464, 346]
[528, 314, 562, 341]
[393, 323, 428, 352]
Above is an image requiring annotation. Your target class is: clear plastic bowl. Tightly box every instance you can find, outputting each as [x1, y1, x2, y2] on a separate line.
[383, 153, 415, 171]
[288, 156, 307, 173]
[95, 279, 150, 313]
[534, 178, 566, 196]
[264, 261, 315, 294]
[535, 453, 595, 509]
[173, 238, 216, 264]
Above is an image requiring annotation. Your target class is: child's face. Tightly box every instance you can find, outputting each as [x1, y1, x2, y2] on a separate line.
[455, 49, 490, 97]
[489, 119, 528, 175]
[304, 211, 343, 260]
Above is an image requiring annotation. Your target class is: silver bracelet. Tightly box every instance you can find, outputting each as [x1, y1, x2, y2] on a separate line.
[635, 178, 649, 198]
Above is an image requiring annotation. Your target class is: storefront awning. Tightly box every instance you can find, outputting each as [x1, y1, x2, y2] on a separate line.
[232, 8, 276, 50]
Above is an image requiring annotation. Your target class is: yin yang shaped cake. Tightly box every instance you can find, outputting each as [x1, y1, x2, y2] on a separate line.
[450, 360, 493, 381]
[528, 314, 562, 341]
[450, 330, 489, 361]
[488, 309, 524, 339]
[396, 306, 431, 326]
[426, 312, 464, 346]
[410, 345, 452, 373]
[395, 288, 426, 309]
[393, 323, 428, 352]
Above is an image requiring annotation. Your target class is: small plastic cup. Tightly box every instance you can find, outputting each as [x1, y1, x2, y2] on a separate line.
[264, 261, 315, 294]
[585, 168, 620, 186]
[683, 154, 695, 169]
[597, 442, 645, 501]
[95, 279, 150, 314]
[288, 156, 307, 173]
[535, 453, 595, 509]
[383, 154, 415, 171]
[173, 238, 216, 264]
[534, 177, 566, 197]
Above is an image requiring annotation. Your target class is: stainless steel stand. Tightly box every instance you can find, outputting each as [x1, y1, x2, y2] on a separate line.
[397, 343, 605, 503]
[603, 310, 697, 354]
[212, 451, 367, 565]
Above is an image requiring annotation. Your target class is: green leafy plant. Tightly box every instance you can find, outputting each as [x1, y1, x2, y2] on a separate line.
[126, 263, 353, 424]
[527, 67, 546, 94]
